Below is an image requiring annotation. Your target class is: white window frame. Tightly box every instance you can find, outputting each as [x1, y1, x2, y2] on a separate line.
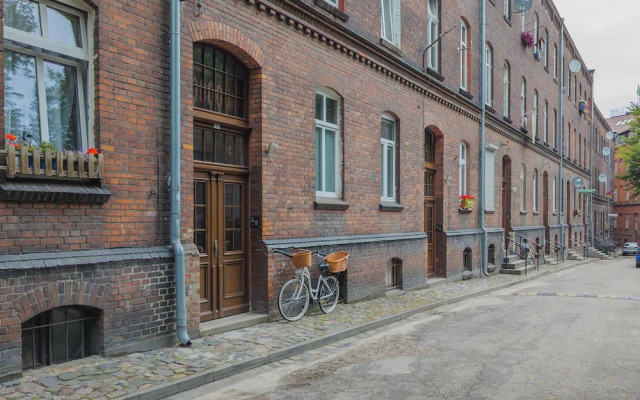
[544, 30, 549, 69]
[532, 170, 538, 212]
[543, 101, 548, 144]
[381, 0, 401, 47]
[315, 90, 342, 198]
[485, 45, 493, 107]
[484, 145, 496, 211]
[532, 91, 538, 141]
[520, 79, 526, 129]
[503, 62, 510, 117]
[520, 164, 526, 211]
[553, 44, 558, 79]
[459, 142, 467, 197]
[626, 215, 629, 229]
[460, 20, 468, 91]
[381, 114, 397, 202]
[553, 109, 557, 149]
[504, 0, 510, 18]
[427, 0, 439, 71]
[4, 0, 93, 150]
[324, 0, 339, 6]
[552, 177, 557, 214]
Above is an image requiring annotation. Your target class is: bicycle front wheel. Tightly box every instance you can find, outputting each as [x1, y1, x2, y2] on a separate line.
[318, 275, 339, 314]
[278, 278, 310, 321]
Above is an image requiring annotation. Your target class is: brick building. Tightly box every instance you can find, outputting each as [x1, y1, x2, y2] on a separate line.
[0, 0, 611, 379]
[608, 113, 639, 245]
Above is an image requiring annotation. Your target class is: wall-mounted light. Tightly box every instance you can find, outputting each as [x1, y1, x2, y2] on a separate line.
[265, 142, 279, 154]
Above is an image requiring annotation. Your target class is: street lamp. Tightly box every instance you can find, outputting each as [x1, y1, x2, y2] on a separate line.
[604, 130, 620, 243]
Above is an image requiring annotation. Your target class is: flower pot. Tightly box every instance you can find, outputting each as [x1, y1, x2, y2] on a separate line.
[28, 156, 57, 171]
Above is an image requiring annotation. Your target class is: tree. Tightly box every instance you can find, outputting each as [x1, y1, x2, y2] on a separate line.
[615, 103, 640, 198]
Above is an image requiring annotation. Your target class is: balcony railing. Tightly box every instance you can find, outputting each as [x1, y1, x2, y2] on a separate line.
[3, 145, 104, 180]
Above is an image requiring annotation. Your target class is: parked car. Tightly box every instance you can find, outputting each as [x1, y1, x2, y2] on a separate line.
[636, 248, 640, 268]
[622, 242, 638, 256]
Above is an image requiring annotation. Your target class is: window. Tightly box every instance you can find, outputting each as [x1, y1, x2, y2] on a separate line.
[520, 164, 526, 210]
[543, 100, 548, 144]
[568, 71, 572, 100]
[533, 13, 539, 42]
[553, 177, 557, 213]
[532, 169, 538, 212]
[553, 44, 558, 79]
[635, 213, 638, 231]
[4, 0, 92, 151]
[387, 258, 401, 289]
[532, 91, 538, 141]
[463, 248, 472, 271]
[488, 244, 496, 265]
[520, 78, 526, 129]
[627, 189, 630, 202]
[425, 129, 435, 165]
[459, 142, 467, 197]
[574, 76, 577, 104]
[315, 90, 341, 198]
[460, 20, 469, 91]
[324, 0, 338, 6]
[544, 29, 549, 69]
[504, 0, 510, 19]
[553, 109, 557, 149]
[503, 62, 510, 117]
[427, 0, 439, 70]
[626, 214, 629, 229]
[485, 44, 493, 106]
[22, 306, 99, 370]
[484, 147, 496, 210]
[381, 114, 397, 201]
[381, 0, 401, 46]
[194, 127, 246, 166]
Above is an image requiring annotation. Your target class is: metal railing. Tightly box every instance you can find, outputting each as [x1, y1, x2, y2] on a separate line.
[568, 237, 589, 259]
[546, 238, 565, 264]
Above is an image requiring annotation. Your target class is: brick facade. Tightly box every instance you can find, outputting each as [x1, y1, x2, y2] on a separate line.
[0, 0, 612, 380]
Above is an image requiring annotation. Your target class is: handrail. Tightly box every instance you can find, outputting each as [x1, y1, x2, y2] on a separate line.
[503, 234, 537, 274]
[511, 232, 541, 270]
[546, 238, 565, 264]
[568, 237, 589, 259]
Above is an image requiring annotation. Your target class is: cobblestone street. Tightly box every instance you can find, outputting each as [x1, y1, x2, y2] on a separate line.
[0, 258, 598, 400]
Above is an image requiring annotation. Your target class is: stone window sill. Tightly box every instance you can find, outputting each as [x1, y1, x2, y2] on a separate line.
[380, 38, 403, 56]
[426, 67, 445, 82]
[380, 200, 404, 212]
[0, 180, 111, 203]
[315, 197, 349, 211]
[520, 210, 527, 215]
[314, 0, 349, 22]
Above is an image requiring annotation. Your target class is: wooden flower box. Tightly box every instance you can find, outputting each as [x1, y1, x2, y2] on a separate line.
[3, 145, 104, 181]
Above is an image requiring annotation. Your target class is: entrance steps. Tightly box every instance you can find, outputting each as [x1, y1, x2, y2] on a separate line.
[500, 254, 536, 275]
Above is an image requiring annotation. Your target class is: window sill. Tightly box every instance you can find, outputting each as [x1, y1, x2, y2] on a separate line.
[554, 78, 558, 85]
[485, 210, 495, 214]
[459, 208, 473, 214]
[380, 200, 404, 212]
[459, 88, 473, 100]
[520, 210, 527, 215]
[520, 127, 528, 134]
[426, 67, 445, 82]
[315, 197, 349, 211]
[0, 180, 111, 203]
[544, 66, 549, 74]
[503, 116, 513, 124]
[504, 16, 512, 26]
[486, 105, 496, 114]
[379, 38, 403, 56]
[533, 211, 540, 216]
[314, 0, 349, 21]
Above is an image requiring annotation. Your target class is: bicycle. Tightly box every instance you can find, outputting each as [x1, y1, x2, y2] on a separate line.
[275, 249, 347, 322]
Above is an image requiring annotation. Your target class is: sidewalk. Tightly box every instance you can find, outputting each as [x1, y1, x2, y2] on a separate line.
[0, 257, 605, 400]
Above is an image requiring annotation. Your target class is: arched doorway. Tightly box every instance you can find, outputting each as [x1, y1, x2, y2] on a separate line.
[192, 43, 253, 321]
[502, 156, 512, 237]
[543, 171, 549, 254]
[424, 128, 436, 278]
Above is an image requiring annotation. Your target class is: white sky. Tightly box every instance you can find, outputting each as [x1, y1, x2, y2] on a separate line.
[553, 0, 640, 118]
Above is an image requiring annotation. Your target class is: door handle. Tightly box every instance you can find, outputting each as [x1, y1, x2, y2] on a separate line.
[214, 240, 218, 258]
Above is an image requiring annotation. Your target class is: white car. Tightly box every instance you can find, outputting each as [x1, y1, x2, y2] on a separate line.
[622, 242, 638, 256]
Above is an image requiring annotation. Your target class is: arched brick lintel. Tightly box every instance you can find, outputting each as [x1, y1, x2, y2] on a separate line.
[13, 282, 111, 323]
[187, 21, 265, 69]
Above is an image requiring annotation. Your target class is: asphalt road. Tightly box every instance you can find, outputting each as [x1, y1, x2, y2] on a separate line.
[168, 256, 640, 400]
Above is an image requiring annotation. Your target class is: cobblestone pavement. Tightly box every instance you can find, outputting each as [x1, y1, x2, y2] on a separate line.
[0, 258, 601, 400]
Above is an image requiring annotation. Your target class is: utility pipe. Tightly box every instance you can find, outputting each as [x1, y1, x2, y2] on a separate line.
[478, 0, 489, 277]
[170, 0, 192, 346]
[589, 69, 595, 247]
[558, 20, 565, 251]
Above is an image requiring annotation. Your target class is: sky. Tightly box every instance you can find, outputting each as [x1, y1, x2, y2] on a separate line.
[553, 0, 640, 118]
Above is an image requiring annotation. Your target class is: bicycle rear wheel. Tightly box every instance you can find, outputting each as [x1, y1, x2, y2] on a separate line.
[318, 275, 339, 314]
[278, 278, 309, 321]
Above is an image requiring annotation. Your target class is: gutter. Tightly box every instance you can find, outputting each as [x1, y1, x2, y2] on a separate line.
[170, 0, 192, 346]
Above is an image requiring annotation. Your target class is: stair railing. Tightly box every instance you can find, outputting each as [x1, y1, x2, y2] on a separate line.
[546, 239, 565, 264]
[512, 232, 542, 270]
[503, 233, 532, 275]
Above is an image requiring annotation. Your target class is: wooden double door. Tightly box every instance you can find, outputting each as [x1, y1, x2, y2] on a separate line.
[194, 170, 249, 322]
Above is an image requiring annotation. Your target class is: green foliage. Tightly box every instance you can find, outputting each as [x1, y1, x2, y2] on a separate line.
[615, 103, 640, 198]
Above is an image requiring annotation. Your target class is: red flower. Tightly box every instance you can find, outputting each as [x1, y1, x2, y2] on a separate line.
[10, 143, 19, 149]
[459, 195, 475, 200]
[5, 134, 17, 142]
[86, 148, 99, 155]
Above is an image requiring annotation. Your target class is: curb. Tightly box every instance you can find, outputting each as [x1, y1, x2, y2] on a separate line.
[122, 257, 597, 400]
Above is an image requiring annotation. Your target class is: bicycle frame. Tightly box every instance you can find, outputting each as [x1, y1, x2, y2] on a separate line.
[295, 266, 333, 302]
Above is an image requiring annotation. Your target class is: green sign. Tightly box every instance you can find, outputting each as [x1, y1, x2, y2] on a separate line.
[578, 189, 596, 193]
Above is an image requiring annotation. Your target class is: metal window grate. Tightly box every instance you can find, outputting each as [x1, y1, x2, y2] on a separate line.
[21, 306, 98, 370]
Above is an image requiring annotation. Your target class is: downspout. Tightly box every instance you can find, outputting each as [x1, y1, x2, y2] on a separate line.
[589, 69, 595, 247]
[170, 0, 192, 346]
[558, 20, 565, 249]
[479, 0, 489, 276]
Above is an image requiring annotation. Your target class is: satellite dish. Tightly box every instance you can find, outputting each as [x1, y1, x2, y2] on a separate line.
[569, 60, 582, 73]
[572, 177, 584, 188]
[602, 147, 610, 156]
[605, 131, 615, 140]
[514, 0, 534, 12]
[598, 174, 607, 183]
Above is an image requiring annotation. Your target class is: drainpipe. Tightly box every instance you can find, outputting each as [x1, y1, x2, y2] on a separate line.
[589, 69, 595, 247]
[170, 0, 192, 346]
[479, 0, 489, 277]
[558, 20, 565, 250]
